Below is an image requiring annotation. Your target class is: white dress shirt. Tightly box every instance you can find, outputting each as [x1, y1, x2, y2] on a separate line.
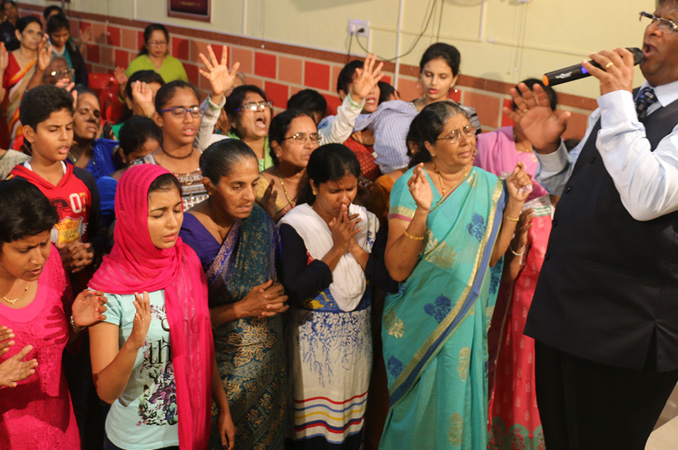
[536, 79, 678, 221]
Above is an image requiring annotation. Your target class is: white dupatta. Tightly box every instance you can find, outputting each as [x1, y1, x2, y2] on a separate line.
[280, 203, 379, 312]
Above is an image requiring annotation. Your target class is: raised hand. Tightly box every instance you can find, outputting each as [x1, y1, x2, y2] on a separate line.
[80, 26, 92, 46]
[199, 45, 241, 100]
[408, 163, 433, 212]
[350, 54, 384, 103]
[506, 162, 533, 204]
[68, 83, 79, 111]
[36, 34, 53, 72]
[72, 289, 108, 329]
[0, 345, 38, 388]
[504, 83, 570, 154]
[130, 81, 156, 117]
[259, 179, 280, 220]
[329, 204, 361, 254]
[127, 292, 152, 350]
[113, 66, 129, 86]
[131, 81, 153, 106]
[0, 326, 15, 355]
[240, 280, 289, 319]
[0, 43, 8, 73]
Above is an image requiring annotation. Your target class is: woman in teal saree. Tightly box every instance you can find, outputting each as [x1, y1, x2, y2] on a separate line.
[179, 139, 289, 450]
[381, 102, 532, 449]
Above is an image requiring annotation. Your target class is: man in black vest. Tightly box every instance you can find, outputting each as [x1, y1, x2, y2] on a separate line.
[505, 2, 678, 449]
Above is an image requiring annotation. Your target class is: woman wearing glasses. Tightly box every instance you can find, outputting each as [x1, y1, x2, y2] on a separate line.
[133, 80, 207, 209]
[41, 57, 74, 87]
[257, 109, 320, 221]
[125, 24, 187, 84]
[380, 102, 531, 449]
[223, 85, 274, 171]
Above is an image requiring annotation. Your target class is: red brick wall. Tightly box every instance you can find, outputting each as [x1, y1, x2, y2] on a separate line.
[20, 3, 594, 139]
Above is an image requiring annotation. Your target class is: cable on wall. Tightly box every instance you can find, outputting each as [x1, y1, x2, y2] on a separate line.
[351, 0, 439, 62]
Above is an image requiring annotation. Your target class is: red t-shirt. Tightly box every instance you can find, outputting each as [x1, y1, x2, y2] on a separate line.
[8, 163, 95, 245]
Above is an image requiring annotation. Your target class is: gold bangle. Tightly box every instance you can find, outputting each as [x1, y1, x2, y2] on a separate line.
[403, 229, 425, 241]
[503, 214, 519, 222]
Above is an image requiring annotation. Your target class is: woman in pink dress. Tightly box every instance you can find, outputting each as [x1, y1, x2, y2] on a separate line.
[474, 79, 557, 449]
[0, 178, 106, 449]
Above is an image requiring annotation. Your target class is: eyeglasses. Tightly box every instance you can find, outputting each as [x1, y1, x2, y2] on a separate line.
[235, 101, 273, 113]
[436, 125, 476, 144]
[284, 132, 321, 143]
[160, 106, 204, 118]
[148, 40, 167, 47]
[46, 68, 75, 79]
[639, 11, 678, 32]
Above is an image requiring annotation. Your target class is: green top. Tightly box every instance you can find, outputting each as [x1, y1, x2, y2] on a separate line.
[110, 122, 124, 140]
[125, 54, 188, 83]
[226, 130, 273, 172]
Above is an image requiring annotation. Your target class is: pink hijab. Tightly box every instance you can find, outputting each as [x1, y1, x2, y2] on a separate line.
[89, 164, 213, 449]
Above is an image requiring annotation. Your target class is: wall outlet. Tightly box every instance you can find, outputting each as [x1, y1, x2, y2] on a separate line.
[348, 19, 369, 38]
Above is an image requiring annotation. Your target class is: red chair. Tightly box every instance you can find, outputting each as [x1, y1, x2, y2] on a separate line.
[100, 89, 126, 125]
[89, 73, 125, 124]
[89, 73, 117, 94]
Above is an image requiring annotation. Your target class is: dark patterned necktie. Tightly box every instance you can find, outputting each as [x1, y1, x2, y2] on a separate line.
[635, 87, 658, 120]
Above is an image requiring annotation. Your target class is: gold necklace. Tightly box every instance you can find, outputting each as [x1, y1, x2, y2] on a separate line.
[275, 168, 295, 206]
[1, 281, 30, 305]
[434, 164, 470, 197]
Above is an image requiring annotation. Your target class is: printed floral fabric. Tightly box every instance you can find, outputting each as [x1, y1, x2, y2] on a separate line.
[380, 166, 506, 449]
[204, 205, 287, 450]
[488, 208, 553, 449]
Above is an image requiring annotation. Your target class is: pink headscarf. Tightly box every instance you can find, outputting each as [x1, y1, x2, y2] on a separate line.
[90, 164, 213, 449]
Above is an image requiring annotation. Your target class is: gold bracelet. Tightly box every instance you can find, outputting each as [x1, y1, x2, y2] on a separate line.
[503, 214, 519, 222]
[403, 229, 425, 241]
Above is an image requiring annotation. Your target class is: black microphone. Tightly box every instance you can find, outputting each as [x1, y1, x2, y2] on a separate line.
[542, 48, 644, 86]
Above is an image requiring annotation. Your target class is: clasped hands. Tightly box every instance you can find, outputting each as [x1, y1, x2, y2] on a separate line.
[329, 203, 365, 258]
[57, 240, 94, 274]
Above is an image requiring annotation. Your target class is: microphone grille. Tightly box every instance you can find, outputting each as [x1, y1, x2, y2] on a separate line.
[628, 47, 645, 65]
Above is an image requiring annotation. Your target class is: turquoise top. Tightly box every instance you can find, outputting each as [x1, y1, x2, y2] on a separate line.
[101, 289, 179, 450]
[125, 54, 188, 83]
